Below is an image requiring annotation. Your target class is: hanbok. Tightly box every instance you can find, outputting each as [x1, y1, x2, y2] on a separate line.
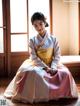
[4, 32, 78, 103]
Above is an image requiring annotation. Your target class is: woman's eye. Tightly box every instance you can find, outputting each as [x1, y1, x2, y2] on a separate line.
[40, 22, 43, 26]
[40, 23, 42, 26]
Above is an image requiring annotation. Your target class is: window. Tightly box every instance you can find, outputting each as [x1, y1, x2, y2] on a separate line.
[28, 0, 50, 38]
[10, 0, 28, 52]
[10, 0, 50, 52]
[0, 0, 3, 53]
[0, 0, 51, 77]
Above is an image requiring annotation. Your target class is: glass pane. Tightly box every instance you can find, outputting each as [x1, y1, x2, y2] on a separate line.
[29, 0, 50, 38]
[11, 35, 28, 52]
[0, 29, 3, 53]
[0, 0, 3, 26]
[0, 0, 3, 53]
[10, 0, 27, 32]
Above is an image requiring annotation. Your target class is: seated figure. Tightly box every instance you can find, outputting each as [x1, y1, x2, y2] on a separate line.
[4, 12, 78, 103]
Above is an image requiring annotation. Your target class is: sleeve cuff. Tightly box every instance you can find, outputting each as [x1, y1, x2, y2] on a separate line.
[51, 64, 57, 70]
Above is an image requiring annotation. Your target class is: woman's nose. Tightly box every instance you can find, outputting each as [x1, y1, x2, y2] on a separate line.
[37, 26, 41, 30]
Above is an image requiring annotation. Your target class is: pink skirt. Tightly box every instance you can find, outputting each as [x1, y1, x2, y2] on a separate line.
[4, 60, 78, 103]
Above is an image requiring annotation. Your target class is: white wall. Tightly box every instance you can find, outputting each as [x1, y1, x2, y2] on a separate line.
[69, 2, 79, 55]
[52, 0, 79, 55]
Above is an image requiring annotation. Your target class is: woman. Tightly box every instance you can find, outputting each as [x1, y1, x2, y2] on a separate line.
[4, 12, 78, 103]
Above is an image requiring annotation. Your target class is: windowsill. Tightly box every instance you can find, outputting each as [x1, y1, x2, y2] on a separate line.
[60, 55, 80, 67]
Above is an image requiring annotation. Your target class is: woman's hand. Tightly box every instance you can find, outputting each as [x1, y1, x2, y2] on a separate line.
[43, 67, 57, 75]
[47, 67, 57, 75]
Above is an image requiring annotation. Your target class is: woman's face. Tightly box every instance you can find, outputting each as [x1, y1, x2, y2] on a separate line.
[33, 20, 46, 36]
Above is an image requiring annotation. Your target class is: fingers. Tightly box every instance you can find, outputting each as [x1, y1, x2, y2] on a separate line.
[43, 67, 57, 75]
[48, 70, 57, 76]
[51, 70, 57, 75]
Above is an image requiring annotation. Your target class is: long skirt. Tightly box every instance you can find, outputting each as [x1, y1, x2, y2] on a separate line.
[4, 59, 78, 103]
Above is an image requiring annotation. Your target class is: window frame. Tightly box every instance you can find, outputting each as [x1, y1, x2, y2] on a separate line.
[10, 0, 53, 53]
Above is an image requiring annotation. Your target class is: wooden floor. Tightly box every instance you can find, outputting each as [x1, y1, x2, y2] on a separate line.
[0, 78, 80, 106]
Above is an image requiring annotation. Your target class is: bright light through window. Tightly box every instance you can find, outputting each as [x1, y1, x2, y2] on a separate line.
[0, 0, 3, 26]
[10, 0, 50, 52]
[10, 0, 28, 52]
[0, 0, 3, 53]
[11, 35, 28, 52]
[0, 29, 3, 53]
[29, 0, 50, 38]
[10, 0, 27, 32]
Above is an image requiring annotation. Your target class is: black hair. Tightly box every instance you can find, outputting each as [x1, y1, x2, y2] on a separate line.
[31, 12, 49, 27]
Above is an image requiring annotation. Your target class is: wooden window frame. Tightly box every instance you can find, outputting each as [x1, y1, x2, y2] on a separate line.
[79, 3, 80, 54]
[0, 0, 53, 77]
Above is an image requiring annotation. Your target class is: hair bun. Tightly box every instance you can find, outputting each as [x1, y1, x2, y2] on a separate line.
[45, 22, 49, 27]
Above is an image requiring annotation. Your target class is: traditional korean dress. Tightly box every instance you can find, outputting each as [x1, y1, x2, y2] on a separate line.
[4, 31, 78, 103]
